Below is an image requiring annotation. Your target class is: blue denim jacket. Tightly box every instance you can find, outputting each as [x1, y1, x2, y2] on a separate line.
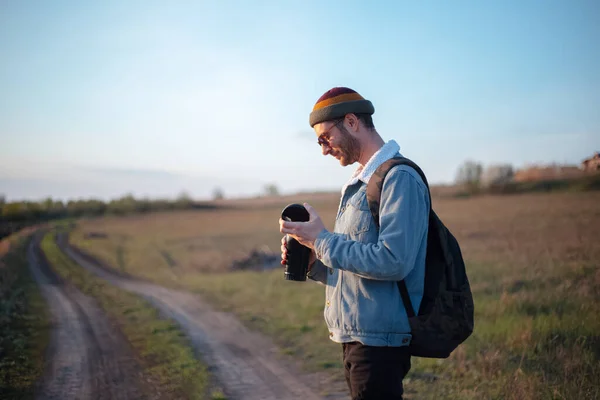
[308, 142, 429, 347]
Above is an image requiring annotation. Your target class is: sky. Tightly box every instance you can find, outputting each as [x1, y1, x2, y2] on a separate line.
[1, 0, 599, 202]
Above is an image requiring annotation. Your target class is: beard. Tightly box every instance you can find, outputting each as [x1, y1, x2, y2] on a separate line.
[336, 127, 361, 166]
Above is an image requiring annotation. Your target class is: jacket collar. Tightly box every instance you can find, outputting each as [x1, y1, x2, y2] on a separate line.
[341, 140, 401, 194]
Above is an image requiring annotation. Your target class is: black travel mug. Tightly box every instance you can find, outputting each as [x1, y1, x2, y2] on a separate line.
[281, 203, 311, 281]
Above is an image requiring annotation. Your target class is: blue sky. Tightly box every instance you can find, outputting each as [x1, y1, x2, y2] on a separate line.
[1, 0, 599, 201]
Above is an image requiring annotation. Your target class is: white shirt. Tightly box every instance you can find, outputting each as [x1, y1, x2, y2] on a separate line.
[341, 140, 401, 195]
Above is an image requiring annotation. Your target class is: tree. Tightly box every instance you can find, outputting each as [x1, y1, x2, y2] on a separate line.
[455, 160, 483, 193]
[481, 164, 514, 188]
[175, 191, 193, 209]
[264, 184, 279, 197]
[107, 194, 137, 215]
[2, 202, 27, 221]
[212, 187, 225, 200]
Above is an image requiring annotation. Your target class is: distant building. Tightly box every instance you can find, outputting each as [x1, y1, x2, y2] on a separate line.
[581, 152, 600, 172]
[513, 164, 583, 182]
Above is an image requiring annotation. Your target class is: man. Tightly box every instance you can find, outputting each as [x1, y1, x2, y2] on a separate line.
[279, 87, 430, 400]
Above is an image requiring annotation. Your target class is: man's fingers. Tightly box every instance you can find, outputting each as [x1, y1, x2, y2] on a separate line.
[280, 220, 299, 234]
[279, 218, 296, 233]
[304, 203, 318, 221]
[280, 236, 287, 266]
[280, 224, 298, 235]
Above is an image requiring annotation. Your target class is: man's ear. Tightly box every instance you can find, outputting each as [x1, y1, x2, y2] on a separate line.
[347, 113, 360, 132]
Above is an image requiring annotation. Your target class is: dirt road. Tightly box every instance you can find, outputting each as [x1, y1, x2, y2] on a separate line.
[27, 234, 160, 400]
[58, 234, 348, 400]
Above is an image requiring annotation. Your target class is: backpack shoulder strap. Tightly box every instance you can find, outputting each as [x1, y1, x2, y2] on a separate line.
[367, 156, 432, 230]
[366, 156, 432, 320]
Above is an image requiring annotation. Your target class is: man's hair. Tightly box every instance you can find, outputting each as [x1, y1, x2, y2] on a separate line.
[329, 114, 375, 132]
[354, 113, 375, 130]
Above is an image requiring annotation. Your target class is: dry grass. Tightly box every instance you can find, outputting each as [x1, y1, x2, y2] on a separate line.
[436, 193, 600, 272]
[71, 195, 340, 281]
[71, 191, 600, 399]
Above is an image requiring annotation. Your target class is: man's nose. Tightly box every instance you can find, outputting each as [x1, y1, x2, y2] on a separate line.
[321, 145, 331, 156]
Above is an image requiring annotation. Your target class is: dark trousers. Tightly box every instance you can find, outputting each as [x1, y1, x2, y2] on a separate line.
[342, 342, 411, 400]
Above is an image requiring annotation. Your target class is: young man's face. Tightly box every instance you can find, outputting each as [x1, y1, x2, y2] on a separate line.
[315, 118, 361, 167]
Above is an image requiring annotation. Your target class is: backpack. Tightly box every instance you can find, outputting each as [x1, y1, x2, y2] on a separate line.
[366, 156, 474, 358]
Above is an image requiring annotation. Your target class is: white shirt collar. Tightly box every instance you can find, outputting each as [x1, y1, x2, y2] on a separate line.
[341, 140, 401, 194]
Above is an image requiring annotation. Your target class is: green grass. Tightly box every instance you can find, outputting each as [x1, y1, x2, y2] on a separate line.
[40, 230, 223, 400]
[0, 234, 51, 399]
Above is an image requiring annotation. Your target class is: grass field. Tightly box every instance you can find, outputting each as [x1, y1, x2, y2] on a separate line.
[70, 191, 600, 399]
[40, 230, 224, 400]
[0, 231, 50, 399]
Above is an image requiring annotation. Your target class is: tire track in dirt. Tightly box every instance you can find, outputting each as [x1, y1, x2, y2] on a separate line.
[28, 233, 161, 400]
[58, 234, 349, 400]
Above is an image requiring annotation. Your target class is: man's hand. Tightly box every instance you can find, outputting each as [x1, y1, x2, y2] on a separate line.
[280, 236, 316, 267]
[278, 203, 327, 250]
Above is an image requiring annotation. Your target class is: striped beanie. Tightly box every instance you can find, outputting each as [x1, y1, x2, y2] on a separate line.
[309, 87, 374, 127]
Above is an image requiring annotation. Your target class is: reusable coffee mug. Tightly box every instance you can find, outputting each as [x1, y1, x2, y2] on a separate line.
[281, 203, 311, 281]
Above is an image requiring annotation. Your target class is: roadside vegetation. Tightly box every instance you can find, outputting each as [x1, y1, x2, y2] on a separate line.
[40, 230, 224, 400]
[0, 194, 222, 242]
[70, 191, 600, 399]
[3, 170, 598, 242]
[0, 230, 50, 399]
[458, 173, 600, 197]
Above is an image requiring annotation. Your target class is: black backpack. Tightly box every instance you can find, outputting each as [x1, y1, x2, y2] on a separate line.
[366, 156, 474, 358]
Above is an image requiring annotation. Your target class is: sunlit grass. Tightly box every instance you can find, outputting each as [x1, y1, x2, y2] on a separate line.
[41, 230, 220, 399]
[71, 192, 600, 399]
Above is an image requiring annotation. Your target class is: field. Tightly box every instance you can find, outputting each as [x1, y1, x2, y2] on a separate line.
[0, 232, 50, 398]
[40, 230, 215, 399]
[70, 191, 600, 399]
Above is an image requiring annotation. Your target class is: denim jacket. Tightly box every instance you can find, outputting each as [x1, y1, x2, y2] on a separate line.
[308, 140, 430, 347]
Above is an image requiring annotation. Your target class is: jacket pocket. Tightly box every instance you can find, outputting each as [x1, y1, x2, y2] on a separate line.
[324, 269, 340, 330]
[346, 189, 374, 235]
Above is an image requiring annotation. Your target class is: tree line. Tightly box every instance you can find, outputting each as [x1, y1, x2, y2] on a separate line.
[0, 193, 219, 240]
[0, 193, 219, 223]
[454, 161, 514, 193]
[453, 160, 599, 195]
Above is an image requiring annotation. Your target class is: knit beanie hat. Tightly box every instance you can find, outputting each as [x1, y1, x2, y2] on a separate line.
[309, 87, 374, 127]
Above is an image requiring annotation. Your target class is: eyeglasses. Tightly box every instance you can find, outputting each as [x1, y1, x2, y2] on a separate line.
[317, 119, 343, 148]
